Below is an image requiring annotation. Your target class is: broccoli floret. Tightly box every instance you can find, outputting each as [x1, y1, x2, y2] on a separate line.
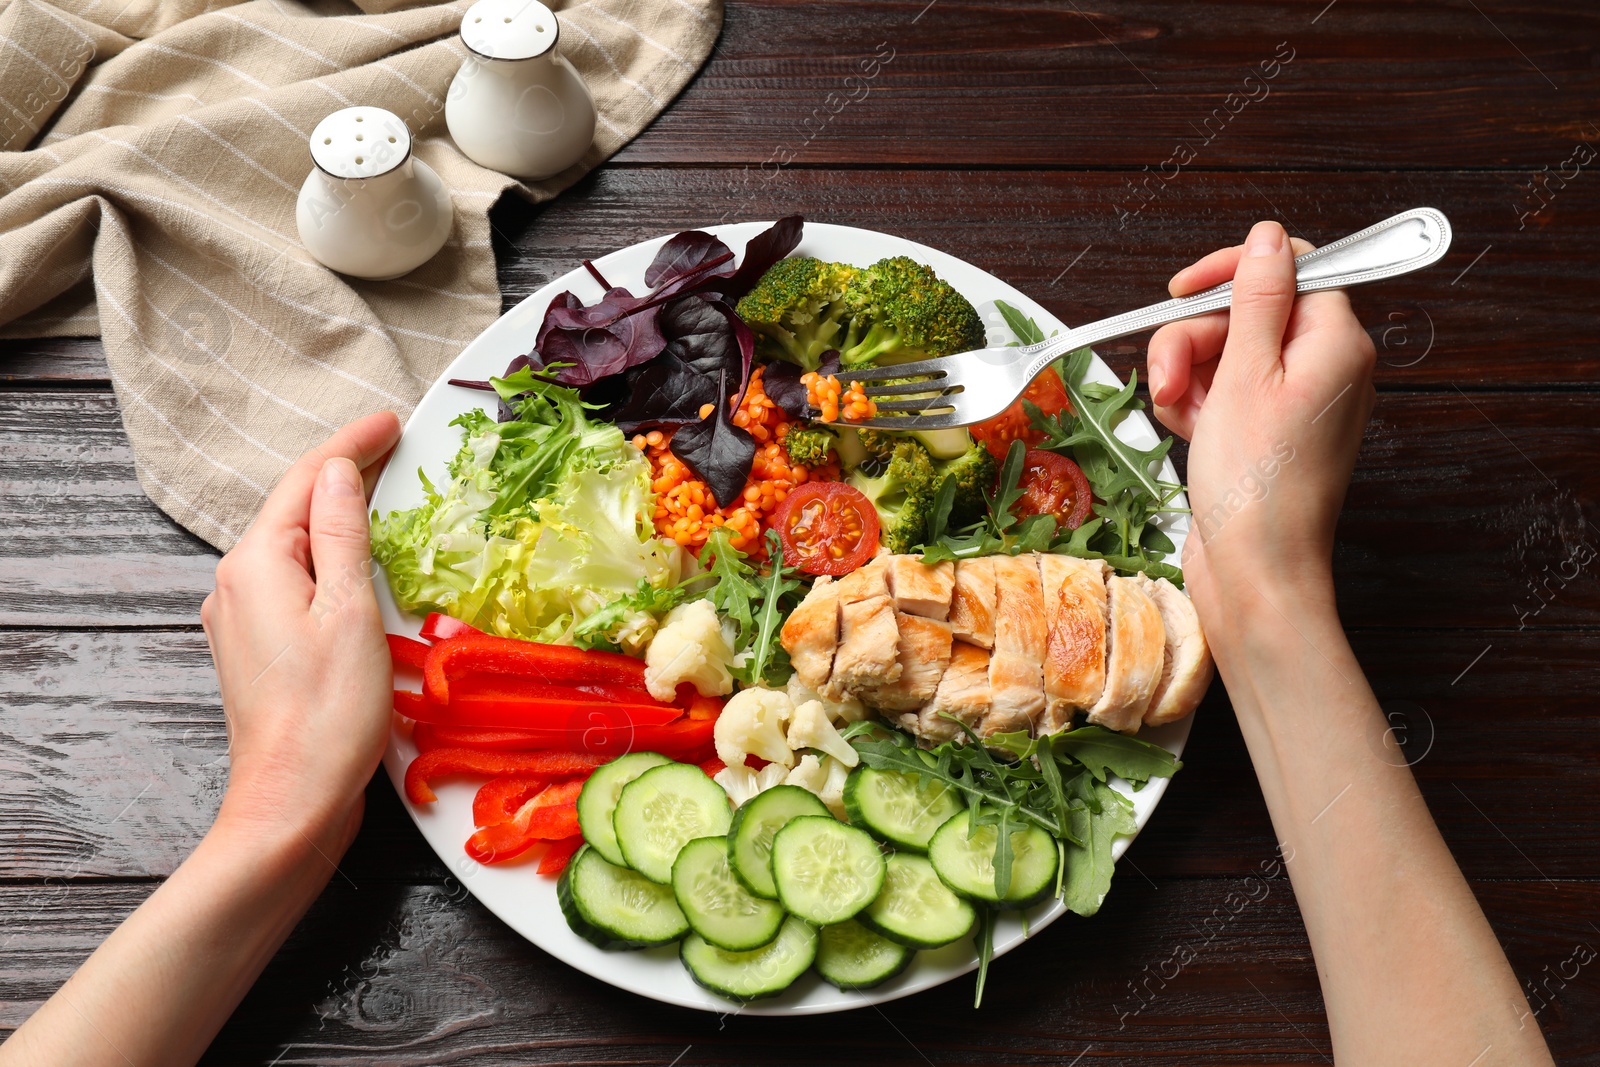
[934, 442, 997, 528]
[735, 257, 859, 372]
[855, 428, 899, 463]
[837, 256, 986, 369]
[782, 425, 836, 468]
[847, 439, 938, 554]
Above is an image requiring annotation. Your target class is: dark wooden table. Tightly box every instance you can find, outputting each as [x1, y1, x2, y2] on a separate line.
[5, 2, 1600, 1063]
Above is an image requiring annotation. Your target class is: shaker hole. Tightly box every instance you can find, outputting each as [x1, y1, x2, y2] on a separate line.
[355, 133, 364, 141]
[323, 137, 332, 144]
[536, 23, 544, 30]
[473, 16, 481, 21]
[355, 116, 364, 123]
[355, 156, 364, 164]
[388, 136, 397, 143]
[503, 16, 511, 22]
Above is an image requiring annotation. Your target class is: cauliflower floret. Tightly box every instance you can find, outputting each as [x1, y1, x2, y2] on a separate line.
[786, 675, 870, 726]
[715, 761, 789, 807]
[784, 754, 853, 819]
[644, 599, 735, 703]
[714, 687, 796, 769]
[786, 699, 860, 768]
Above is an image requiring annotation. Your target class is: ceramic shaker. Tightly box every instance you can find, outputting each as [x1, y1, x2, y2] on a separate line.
[446, 0, 597, 180]
[296, 106, 453, 281]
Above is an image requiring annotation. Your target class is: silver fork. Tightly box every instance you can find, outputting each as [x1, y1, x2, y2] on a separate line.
[837, 207, 1453, 430]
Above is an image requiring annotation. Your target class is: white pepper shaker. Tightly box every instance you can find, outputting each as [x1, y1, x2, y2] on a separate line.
[446, 0, 597, 180]
[295, 106, 453, 281]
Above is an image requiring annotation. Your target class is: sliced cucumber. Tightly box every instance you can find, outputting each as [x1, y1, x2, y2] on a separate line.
[728, 785, 832, 899]
[672, 836, 786, 951]
[912, 427, 973, 460]
[816, 919, 913, 991]
[614, 763, 732, 883]
[681, 915, 818, 1001]
[927, 809, 1058, 907]
[578, 752, 673, 867]
[558, 845, 689, 949]
[770, 815, 886, 925]
[860, 853, 975, 948]
[844, 765, 964, 852]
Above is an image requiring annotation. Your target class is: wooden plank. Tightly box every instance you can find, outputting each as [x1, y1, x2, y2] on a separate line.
[5, 629, 1600, 882]
[3, 169, 1598, 387]
[4, 386, 1598, 628]
[615, 0, 1599, 168]
[1, 878, 1593, 1063]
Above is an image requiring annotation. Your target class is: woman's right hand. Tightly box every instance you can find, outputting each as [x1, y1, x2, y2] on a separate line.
[1146, 220, 1377, 618]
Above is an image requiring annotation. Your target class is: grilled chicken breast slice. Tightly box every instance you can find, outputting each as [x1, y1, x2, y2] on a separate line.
[780, 575, 841, 691]
[862, 612, 954, 713]
[1136, 575, 1213, 726]
[886, 555, 955, 620]
[983, 555, 1047, 737]
[825, 559, 901, 700]
[1037, 553, 1110, 734]
[948, 557, 998, 649]
[917, 641, 992, 744]
[1086, 575, 1166, 733]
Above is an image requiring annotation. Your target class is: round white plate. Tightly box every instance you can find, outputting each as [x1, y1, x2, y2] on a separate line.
[370, 222, 1194, 1015]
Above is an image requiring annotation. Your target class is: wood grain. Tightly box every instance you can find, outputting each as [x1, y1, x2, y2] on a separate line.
[2, 878, 1594, 1064]
[614, 0, 1599, 169]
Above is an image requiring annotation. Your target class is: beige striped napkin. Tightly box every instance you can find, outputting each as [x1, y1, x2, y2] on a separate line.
[0, 0, 720, 549]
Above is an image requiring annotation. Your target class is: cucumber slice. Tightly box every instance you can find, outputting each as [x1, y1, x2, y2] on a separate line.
[728, 785, 832, 899]
[578, 752, 674, 867]
[770, 815, 886, 925]
[860, 853, 976, 948]
[681, 915, 818, 1001]
[816, 919, 913, 990]
[558, 845, 689, 949]
[927, 808, 1058, 907]
[614, 763, 732, 883]
[844, 765, 964, 852]
[672, 836, 786, 951]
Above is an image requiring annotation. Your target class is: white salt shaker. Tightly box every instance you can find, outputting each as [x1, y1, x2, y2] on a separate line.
[446, 0, 597, 180]
[296, 106, 453, 281]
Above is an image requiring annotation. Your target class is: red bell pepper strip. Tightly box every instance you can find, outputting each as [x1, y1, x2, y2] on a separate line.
[406, 715, 719, 760]
[424, 635, 648, 704]
[402, 695, 682, 731]
[698, 758, 727, 778]
[405, 748, 602, 805]
[538, 836, 584, 876]
[420, 612, 483, 644]
[465, 781, 584, 864]
[473, 776, 549, 828]
[687, 693, 724, 720]
[394, 690, 430, 720]
[452, 674, 674, 710]
[387, 634, 431, 670]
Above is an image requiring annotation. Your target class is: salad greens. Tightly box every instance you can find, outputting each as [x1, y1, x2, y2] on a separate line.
[371, 369, 683, 651]
[697, 528, 804, 688]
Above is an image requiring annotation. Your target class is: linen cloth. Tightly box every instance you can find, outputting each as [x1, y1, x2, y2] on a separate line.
[0, 0, 720, 548]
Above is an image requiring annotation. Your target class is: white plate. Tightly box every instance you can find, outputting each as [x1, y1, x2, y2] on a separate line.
[370, 222, 1194, 1015]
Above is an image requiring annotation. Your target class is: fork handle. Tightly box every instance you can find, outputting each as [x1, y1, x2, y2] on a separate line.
[1020, 207, 1453, 380]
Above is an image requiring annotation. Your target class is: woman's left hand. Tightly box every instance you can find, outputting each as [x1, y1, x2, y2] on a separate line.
[202, 411, 403, 851]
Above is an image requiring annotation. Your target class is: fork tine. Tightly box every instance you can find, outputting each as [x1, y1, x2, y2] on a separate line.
[850, 411, 969, 431]
[832, 357, 954, 383]
[870, 397, 958, 414]
[859, 379, 960, 399]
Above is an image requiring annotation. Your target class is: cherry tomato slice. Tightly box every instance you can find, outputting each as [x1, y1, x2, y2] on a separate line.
[970, 367, 1071, 461]
[771, 481, 880, 575]
[1013, 449, 1093, 530]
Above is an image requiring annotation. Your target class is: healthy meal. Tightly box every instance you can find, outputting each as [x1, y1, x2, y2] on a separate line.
[373, 217, 1213, 1005]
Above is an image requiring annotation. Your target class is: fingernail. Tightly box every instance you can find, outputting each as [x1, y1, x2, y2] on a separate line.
[319, 457, 361, 497]
[1245, 221, 1285, 258]
[1149, 364, 1165, 403]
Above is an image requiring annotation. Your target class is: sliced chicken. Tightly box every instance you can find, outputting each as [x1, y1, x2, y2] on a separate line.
[1037, 554, 1110, 734]
[983, 555, 1047, 737]
[824, 558, 901, 700]
[1136, 575, 1213, 726]
[1086, 575, 1166, 733]
[916, 641, 992, 744]
[886, 556, 955, 621]
[780, 575, 841, 691]
[862, 612, 954, 713]
[948, 557, 997, 649]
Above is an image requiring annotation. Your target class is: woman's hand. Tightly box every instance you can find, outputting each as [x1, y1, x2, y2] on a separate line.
[202, 411, 403, 853]
[1147, 221, 1376, 615]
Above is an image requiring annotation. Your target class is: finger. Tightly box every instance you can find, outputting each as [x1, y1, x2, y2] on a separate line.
[246, 412, 402, 547]
[361, 442, 398, 499]
[1169, 236, 1315, 297]
[1152, 362, 1213, 441]
[309, 458, 376, 600]
[1148, 313, 1229, 406]
[1217, 221, 1296, 381]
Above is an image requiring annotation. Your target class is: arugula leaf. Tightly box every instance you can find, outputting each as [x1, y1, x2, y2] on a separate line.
[996, 300, 1049, 346]
[697, 527, 763, 642]
[1059, 780, 1138, 917]
[1043, 726, 1183, 785]
[972, 907, 997, 1009]
[733, 529, 804, 686]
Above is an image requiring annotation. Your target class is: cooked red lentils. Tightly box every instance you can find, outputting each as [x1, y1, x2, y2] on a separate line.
[800, 372, 876, 423]
[634, 366, 841, 554]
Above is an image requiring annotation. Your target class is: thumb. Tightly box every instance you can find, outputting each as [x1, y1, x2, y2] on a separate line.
[1219, 220, 1296, 382]
[309, 457, 374, 605]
